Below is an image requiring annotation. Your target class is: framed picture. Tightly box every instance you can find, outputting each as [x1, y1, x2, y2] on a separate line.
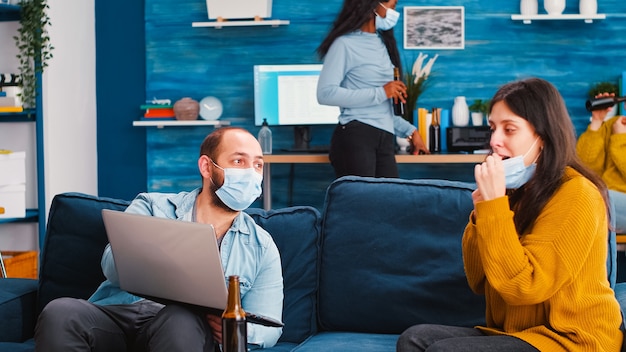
[403, 6, 465, 50]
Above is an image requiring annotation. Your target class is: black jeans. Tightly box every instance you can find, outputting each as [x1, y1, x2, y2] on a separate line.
[35, 297, 215, 352]
[329, 120, 398, 178]
[396, 324, 540, 352]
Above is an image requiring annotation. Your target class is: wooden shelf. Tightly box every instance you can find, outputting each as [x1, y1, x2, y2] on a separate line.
[192, 19, 289, 29]
[132, 119, 231, 128]
[511, 13, 606, 24]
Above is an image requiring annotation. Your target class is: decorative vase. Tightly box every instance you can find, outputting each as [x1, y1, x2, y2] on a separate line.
[396, 136, 411, 154]
[544, 0, 565, 15]
[452, 96, 470, 127]
[579, 0, 597, 15]
[173, 97, 200, 120]
[520, 0, 538, 16]
[471, 112, 484, 126]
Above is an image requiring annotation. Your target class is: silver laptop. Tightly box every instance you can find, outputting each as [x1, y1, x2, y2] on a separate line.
[101, 209, 228, 312]
[101, 209, 284, 327]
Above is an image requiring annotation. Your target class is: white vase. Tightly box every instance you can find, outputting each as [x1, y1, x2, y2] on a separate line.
[396, 136, 411, 154]
[579, 0, 597, 15]
[520, 0, 538, 15]
[471, 112, 484, 126]
[452, 96, 470, 127]
[544, 0, 566, 15]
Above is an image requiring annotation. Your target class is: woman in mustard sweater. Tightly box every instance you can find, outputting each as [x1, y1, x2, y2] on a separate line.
[576, 93, 626, 234]
[397, 78, 624, 351]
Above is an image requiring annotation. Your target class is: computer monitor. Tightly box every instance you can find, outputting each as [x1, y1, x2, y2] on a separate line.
[253, 64, 340, 150]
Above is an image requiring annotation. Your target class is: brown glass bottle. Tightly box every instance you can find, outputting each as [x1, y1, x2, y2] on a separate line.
[393, 67, 406, 117]
[222, 275, 247, 352]
[429, 108, 441, 153]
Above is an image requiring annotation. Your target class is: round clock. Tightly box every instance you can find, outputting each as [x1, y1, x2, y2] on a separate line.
[199, 96, 223, 120]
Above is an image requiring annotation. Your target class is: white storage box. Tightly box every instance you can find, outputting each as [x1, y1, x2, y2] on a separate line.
[0, 184, 26, 218]
[0, 151, 26, 186]
[205, 0, 272, 20]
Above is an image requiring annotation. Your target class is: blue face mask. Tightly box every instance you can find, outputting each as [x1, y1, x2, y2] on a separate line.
[502, 138, 540, 189]
[375, 3, 400, 31]
[211, 161, 263, 211]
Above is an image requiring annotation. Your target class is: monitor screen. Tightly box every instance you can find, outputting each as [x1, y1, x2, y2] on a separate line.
[253, 64, 340, 126]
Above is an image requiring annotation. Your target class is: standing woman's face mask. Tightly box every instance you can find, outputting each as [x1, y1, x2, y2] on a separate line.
[374, 2, 400, 30]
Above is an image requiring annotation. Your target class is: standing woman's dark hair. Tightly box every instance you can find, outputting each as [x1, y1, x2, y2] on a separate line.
[317, 0, 402, 71]
[490, 78, 610, 234]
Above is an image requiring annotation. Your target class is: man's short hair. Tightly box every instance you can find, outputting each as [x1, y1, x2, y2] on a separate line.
[199, 127, 250, 160]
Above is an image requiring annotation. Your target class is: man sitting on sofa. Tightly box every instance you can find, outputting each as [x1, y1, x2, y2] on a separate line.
[34, 127, 284, 351]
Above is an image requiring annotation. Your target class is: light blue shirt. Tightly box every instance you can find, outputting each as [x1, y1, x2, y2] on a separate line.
[88, 188, 283, 348]
[317, 30, 416, 138]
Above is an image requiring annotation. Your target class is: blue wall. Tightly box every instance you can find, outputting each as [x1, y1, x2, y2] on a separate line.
[96, 0, 147, 200]
[99, 0, 626, 208]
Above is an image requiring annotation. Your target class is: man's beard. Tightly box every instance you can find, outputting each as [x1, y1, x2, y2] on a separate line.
[209, 174, 237, 213]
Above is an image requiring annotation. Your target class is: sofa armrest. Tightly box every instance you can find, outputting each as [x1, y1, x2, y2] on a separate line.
[0, 278, 38, 342]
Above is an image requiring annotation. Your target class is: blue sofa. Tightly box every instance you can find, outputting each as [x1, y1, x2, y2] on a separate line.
[0, 176, 623, 351]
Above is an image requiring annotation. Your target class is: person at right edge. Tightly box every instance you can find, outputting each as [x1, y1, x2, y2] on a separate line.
[316, 0, 428, 179]
[397, 78, 624, 351]
[576, 92, 626, 234]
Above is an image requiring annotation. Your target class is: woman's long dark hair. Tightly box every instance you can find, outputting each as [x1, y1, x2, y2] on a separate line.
[490, 78, 610, 234]
[316, 0, 402, 71]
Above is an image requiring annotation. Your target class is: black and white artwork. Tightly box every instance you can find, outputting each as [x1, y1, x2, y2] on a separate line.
[403, 6, 464, 50]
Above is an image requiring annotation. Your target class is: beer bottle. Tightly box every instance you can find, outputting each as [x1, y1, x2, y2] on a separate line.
[222, 275, 247, 352]
[392, 67, 406, 117]
[585, 95, 626, 112]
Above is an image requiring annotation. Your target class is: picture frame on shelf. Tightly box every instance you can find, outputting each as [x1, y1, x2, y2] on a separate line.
[403, 6, 465, 50]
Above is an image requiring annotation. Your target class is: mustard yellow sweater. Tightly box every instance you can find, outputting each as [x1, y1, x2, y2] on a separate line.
[576, 115, 626, 193]
[462, 167, 623, 351]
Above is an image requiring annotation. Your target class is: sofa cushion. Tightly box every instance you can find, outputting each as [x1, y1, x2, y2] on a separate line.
[37, 193, 130, 313]
[0, 279, 37, 343]
[290, 332, 399, 352]
[318, 176, 486, 333]
[0, 340, 35, 352]
[246, 206, 321, 344]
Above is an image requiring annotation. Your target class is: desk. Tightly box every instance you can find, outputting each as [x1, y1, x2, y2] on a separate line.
[261, 153, 486, 210]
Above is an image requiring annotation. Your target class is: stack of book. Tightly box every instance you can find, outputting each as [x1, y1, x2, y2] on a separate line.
[140, 104, 175, 120]
[0, 73, 23, 113]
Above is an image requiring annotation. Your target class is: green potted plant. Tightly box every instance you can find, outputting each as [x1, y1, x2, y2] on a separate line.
[13, 0, 53, 109]
[588, 81, 619, 98]
[468, 99, 490, 126]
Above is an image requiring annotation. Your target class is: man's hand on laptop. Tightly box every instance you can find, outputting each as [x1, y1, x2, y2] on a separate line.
[206, 314, 222, 344]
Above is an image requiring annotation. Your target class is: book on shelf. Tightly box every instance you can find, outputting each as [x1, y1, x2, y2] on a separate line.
[0, 97, 17, 107]
[0, 106, 23, 113]
[139, 117, 176, 121]
[144, 108, 175, 118]
[140, 104, 175, 118]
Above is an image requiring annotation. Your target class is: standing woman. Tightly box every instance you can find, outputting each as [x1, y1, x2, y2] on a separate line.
[397, 78, 624, 351]
[316, 0, 428, 179]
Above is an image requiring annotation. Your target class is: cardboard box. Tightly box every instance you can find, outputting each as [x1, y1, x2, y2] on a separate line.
[205, 0, 272, 20]
[0, 151, 26, 186]
[1, 251, 38, 279]
[0, 184, 26, 218]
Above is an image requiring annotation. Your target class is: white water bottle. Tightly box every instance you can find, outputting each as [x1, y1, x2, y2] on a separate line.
[258, 118, 272, 154]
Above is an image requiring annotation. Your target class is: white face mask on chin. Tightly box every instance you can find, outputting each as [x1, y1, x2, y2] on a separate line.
[374, 3, 400, 31]
[502, 137, 540, 189]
